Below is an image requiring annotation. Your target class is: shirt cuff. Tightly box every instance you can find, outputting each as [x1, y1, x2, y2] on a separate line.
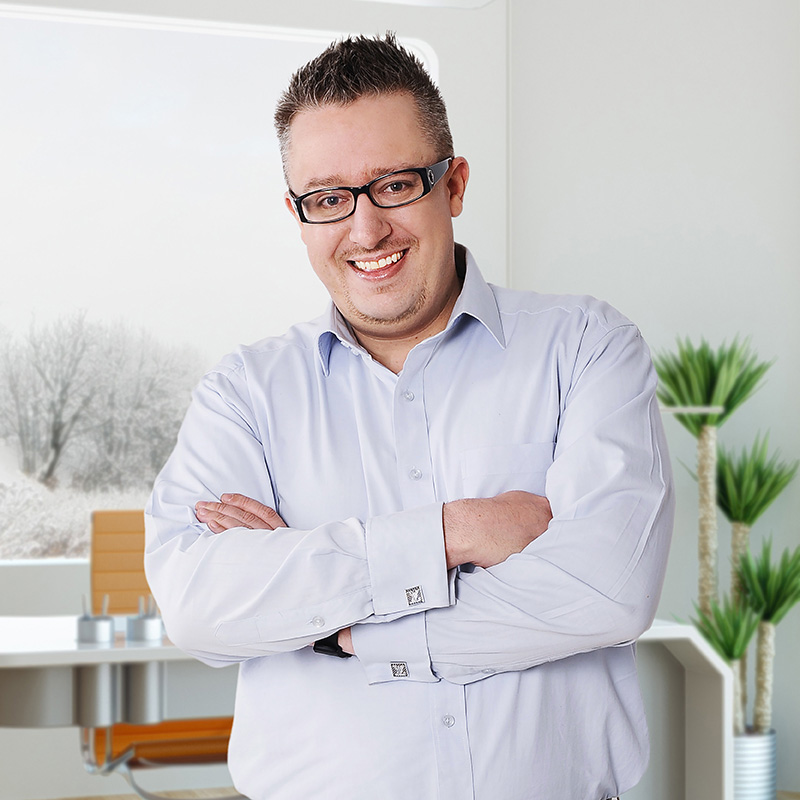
[350, 613, 438, 684]
[365, 502, 451, 617]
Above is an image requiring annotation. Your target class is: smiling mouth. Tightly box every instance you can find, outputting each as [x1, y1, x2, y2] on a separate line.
[350, 249, 407, 273]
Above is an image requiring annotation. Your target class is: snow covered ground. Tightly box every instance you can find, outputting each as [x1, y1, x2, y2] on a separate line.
[0, 472, 148, 559]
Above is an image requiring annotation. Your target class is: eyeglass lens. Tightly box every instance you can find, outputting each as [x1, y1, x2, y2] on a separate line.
[301, 171, 426, 223]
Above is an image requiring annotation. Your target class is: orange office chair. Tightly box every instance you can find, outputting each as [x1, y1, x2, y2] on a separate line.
[85, 510, 241, 800]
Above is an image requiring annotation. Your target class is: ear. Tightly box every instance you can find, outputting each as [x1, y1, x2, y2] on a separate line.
[447, 157, 470, 218]
[284, 192, 304, 231]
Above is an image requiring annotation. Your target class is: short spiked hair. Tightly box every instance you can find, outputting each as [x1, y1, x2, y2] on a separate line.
[274, 32, 454, 175]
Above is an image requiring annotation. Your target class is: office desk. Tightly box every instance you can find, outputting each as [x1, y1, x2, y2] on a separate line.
[0, 616, 731, 800]
[0, 616, 236, 728]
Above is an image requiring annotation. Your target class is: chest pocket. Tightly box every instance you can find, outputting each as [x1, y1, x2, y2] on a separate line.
[461, 441, 554, 498]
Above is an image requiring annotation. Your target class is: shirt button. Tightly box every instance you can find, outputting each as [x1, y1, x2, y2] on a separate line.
[402, 390, 415, 402]
[482, 668, 496, 675]
[409, 468, 422, 481]
[442, 715, 456, 728]
[311, 616, 325, 628]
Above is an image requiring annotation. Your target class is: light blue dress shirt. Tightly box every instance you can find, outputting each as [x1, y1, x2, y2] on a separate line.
[145, 249, 674, 800]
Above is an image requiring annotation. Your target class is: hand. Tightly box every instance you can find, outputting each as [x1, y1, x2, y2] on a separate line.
[195, 493, 286, 533]
[443, 491, 552, 569]
[338, 627, 354, 655]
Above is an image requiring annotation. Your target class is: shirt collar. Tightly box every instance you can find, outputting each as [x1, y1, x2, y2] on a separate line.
[314, 245, 505, 375]
[446, 246, 506, 349]
[316, 307, 363, 376]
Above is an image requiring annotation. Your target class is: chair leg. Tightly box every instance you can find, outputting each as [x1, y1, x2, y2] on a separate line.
[81, 726, 246, 799]
[80, 726, 136, 777]
[118, 761, 248, 800]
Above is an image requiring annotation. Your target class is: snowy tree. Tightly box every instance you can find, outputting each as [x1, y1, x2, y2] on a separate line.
[0, 313, 95, 484]
[0, 313, 202, 490]
[67, 323, 201, 491]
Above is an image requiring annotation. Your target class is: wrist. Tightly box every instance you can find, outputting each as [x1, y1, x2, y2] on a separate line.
[338, 626, 354, 655]
[443, 498, 475, 569]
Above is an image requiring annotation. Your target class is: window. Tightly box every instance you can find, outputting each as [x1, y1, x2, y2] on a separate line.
[0, 8, 436, 559]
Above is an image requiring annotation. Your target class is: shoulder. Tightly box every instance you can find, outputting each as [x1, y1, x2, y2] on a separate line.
[491, 285, 638, 349]
[492, 284, 632, 330]
[200, 315, 327, 396]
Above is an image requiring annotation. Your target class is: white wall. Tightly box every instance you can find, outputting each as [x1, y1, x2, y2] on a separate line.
[509, 0, 800, 792]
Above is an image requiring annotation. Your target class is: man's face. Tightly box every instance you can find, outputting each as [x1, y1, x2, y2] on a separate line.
[284, 92, 469, 350]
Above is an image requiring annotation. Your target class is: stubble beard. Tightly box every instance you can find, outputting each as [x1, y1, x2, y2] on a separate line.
[343, 282, 429, 332]
[335, 238, 429, 332]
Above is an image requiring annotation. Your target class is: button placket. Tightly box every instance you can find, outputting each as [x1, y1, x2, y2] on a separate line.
[393, 370, 435, 508]
[431, 683, 473, 797]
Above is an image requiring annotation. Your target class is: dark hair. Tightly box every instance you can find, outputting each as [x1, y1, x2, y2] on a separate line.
[274, 32, 453, 174]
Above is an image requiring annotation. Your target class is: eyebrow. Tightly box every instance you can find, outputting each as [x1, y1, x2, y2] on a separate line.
[299, 163, 421, 194]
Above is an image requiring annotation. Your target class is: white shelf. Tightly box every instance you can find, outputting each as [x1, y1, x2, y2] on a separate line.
[639, 620, 733, 800]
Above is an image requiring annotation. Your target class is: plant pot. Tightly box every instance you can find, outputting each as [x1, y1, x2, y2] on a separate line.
[734, 729, 776, 800]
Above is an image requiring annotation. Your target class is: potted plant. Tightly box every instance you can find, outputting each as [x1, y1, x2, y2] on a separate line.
[656, 338, 796, 799]
[655, 338, 770, 614]
[738, 540, 800, 735]
[716, 436, 798, 729]
[714, 540, 800, 800]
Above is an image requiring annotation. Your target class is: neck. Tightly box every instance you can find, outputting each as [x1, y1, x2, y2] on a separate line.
[356, 327, 442, 374]
[353, 289, 459, 372]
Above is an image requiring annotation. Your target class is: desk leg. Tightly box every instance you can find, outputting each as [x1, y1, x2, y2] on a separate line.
[125, 661, 165, 724]
[75, 663, 121, 728]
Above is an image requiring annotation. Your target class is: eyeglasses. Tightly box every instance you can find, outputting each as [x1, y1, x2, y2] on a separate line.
[289, 157, 453, 224]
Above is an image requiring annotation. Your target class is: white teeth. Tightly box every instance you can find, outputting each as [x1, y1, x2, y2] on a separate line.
[353, 251, 403, 272]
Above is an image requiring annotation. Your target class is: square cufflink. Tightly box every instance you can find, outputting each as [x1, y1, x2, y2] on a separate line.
[405, 585, 425, 606]
[391, 662, 409, 678]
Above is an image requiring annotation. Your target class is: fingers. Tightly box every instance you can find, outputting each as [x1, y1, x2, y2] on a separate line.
[195, 493, 287, 533]
[195, 506, 246, 534]
[221, 493, 286, 526]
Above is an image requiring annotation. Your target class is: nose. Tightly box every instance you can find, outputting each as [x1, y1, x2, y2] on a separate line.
[348, 193, 392, 250]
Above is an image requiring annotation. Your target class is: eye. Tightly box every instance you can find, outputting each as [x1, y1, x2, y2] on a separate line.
[372, 172, 422, 205]
[302, 189, 354, 220]
[385, 180, 413, 194]
[313, 191, 348, 209]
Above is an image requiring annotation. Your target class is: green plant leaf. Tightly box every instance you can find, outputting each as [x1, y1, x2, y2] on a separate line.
[692, 595, 760, 661]
[655, 338, 772, 438]
[716, 434, 798, 525]
[739, 540, 800, 624]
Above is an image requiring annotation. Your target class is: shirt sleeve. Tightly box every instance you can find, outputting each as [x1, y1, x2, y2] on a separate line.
[144, 366, 452, 668]
[421, 322, 675, 683]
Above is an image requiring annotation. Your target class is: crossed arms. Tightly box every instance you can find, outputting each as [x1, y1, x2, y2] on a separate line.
[145, 318, 674, 683]
[195, 490, 554, 654]
[195, 490, 553, 571]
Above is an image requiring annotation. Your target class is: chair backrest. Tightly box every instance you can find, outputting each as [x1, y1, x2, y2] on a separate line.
[90, 509, 150, 616]
[87, 509, 234, 777]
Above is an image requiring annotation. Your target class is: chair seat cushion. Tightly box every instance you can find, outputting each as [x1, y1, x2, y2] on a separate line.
[94, 717, 233, 767]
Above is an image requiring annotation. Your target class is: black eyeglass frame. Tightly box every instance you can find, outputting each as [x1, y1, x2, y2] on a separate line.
[289, 157, 454, 224]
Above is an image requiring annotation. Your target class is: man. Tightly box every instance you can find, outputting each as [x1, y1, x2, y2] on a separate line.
[145, 33, 673, 800]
